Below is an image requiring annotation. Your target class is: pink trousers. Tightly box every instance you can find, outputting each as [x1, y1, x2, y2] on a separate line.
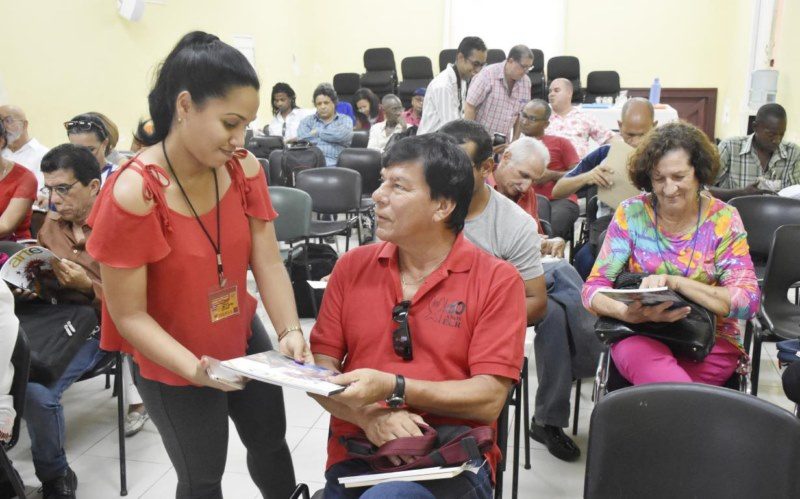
[610, 335, 741, 386]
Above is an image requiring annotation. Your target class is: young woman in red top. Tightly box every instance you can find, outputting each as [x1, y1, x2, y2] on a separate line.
[87, 32, 310, 498]
[0, 119, 37, 240]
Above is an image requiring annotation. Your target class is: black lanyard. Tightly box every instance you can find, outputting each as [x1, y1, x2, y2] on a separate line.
[161, 141, 225, 286]
[453, 65, 464, 114]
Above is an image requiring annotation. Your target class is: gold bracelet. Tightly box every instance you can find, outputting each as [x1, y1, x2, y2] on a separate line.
[278, 325, 302, 342]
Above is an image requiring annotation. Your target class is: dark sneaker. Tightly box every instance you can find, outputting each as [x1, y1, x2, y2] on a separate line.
[42, 466, 77, 499]
[530, 418, 581, 462]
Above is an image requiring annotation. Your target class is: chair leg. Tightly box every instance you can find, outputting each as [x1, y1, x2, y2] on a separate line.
[0, 447, 26, 499]
[115, 353, 128, 496]
[302, 240, 319, 318]
[522, 357, 531, 470]
[751, 334, 762, 397]
[355, 213, 362, 247]
[105, 372, 111, 389]
[572, 379, 581, 436]
[511, 382, 521, 499]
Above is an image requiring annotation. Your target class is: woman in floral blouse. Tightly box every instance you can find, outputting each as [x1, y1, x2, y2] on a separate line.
[582, 122, 760, 385]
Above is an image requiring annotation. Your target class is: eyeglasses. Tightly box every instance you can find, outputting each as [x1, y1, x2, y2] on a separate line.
[64, 120, 107, 140]
[40, 180, 81, 198]
[392, 300, 413, 361]
[514, 59, 533, 72]
[0, 116, 22, 126]
[519, 111, 547, 122]
[466, 58, 486, 69]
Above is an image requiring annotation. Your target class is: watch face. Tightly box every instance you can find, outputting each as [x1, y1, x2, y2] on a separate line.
[386, 396, 404, 408]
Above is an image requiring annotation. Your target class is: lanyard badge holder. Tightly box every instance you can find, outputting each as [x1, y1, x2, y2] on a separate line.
[163, 142, 240, 324]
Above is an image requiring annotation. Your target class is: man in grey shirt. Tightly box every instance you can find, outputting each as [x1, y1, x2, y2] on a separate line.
[440, 121, 601, 462]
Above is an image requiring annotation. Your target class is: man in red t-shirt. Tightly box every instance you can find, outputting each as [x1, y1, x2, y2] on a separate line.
[310, 134, 525, 498]
[520, 99, 581, 240]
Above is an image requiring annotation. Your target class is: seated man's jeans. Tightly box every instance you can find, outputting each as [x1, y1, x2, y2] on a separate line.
[24, 337, 104, 481]
[324, 458, 492, 499]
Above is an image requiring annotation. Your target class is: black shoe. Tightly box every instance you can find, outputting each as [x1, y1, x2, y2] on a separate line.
[530, 418, 580, 462]
[41, 466, 77, 499]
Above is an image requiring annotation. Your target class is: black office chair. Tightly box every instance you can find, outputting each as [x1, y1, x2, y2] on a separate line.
[333, 72, 361, 106]
[584, 383, 800, 499]
[547, 56, 582, 103]
[782, 360, 800, 417]
[438, 48, 458, 72]
[338, 149, 381, 243]
[295, 168, 362, 251]
[535, 194, 554, 236]
[246, 135, 283, 159]
[397, 56, 434, 108]
[486, 49, 506, 65]
[361, 48, 397, 98]
[584, 71, 621, 103]
[350, 130, 369, 149]
[257, 158, 270, 185]
[0, 330, 30, 499]
[527, 48, 546, 100]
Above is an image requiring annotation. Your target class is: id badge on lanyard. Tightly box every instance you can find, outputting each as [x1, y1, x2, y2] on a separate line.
[209, 281, 240, 323]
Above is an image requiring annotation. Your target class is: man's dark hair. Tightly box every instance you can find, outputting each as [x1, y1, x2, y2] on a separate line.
[528, 99, 552, 120]
[382, 134, 473, 234]
[438, 119, 493, 168]
[313, 83, 338, 104]
[508, 45, 534, 64]
[271, 82, 298, 115]
[755, 103, 787, 123]
[136, 31, 260, 146]
[457, 36, 487, 57]
[41, 143, 102, 186]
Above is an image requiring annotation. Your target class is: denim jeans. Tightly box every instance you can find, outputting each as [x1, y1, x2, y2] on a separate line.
[24, 337, 104, 481]
[323, 459, 492, 499]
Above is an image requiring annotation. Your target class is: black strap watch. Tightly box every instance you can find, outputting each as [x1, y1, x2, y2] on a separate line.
[385, 374, 406, 408]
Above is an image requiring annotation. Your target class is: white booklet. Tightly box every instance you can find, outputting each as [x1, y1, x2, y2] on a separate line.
[597, 287, 689, 308]
[210, 350, 346, 396]
[337, 461, 482, 489]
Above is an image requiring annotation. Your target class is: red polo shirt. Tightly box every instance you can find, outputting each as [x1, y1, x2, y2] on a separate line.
[311, 233, 526, 480]
[486, 174, 543, 234]
[534, 134, 580, 203]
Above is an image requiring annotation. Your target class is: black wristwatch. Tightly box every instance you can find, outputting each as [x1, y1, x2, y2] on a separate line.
[385, 374, 406, 408]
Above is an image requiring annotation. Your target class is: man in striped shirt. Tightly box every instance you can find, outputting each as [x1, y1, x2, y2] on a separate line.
[710, 103, 800, 201]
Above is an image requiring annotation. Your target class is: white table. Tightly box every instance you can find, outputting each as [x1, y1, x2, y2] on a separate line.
[579, 104, 680, 131]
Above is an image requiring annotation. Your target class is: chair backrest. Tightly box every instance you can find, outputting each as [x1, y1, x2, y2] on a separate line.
[586, 195, 599, 225]
[547, 55, 582, 103]
[6, 329, 30, 449]
[350, 130, 369, 149]
[439, 48, 457, 72]
[584, 383, 800, 498]
[530, 48, 544, 73]
[333, 72, 361, 104]
[487, 49, 506, 65]
[401, 56, 433, 80]
[337, 148, 382, 196]
[30, 210, 46, 239]
[295, 167, 362, 215]
[364, 47, 396, 72]
[267, 150, 285, 185]
[728, 195, 800, 262]
[584, 71, 621, 103]
[536, 194, 552, 222]
[257, 158, 270, 185]
[268, 186, 312, 243]
[246, 135, 284, 159]
[761, 224, 800, 330]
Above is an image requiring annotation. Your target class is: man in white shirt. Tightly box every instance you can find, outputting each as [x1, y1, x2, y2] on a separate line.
[417, 36, 487, 135]
[367, 94, 407, 152]
[266, 83, 313, 141]
[0, 104, 49, 187]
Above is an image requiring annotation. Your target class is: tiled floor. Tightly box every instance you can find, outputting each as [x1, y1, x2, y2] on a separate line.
[6, 256, 797, 498]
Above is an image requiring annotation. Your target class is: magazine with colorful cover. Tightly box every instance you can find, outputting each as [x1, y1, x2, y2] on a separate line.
[213, 350, 346, 396]
[0, 246, 60, 303]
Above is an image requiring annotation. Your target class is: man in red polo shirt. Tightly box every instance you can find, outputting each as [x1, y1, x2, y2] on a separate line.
[520, 99, 581, 240]
[310, 134, 525, 498]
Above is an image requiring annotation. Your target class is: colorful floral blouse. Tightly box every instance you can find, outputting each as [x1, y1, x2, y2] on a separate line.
[582, 193, 760, 344]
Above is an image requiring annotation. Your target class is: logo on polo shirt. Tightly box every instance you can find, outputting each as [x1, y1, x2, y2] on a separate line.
[425, 296, 466, 329]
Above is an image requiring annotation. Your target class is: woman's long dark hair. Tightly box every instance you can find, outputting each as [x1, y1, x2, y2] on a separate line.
[136, 31, 260, 146]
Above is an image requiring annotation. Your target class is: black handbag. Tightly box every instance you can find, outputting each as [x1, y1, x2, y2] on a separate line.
[594, 272, 716, 361]
[16, 302, 100, 384]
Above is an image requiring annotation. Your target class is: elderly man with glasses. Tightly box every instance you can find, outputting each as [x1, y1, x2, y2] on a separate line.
[417, 36, 487, 135]
[464, 45, 534, 140]
[0, 104, 50, 188]
[309, 134, 526, 499]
